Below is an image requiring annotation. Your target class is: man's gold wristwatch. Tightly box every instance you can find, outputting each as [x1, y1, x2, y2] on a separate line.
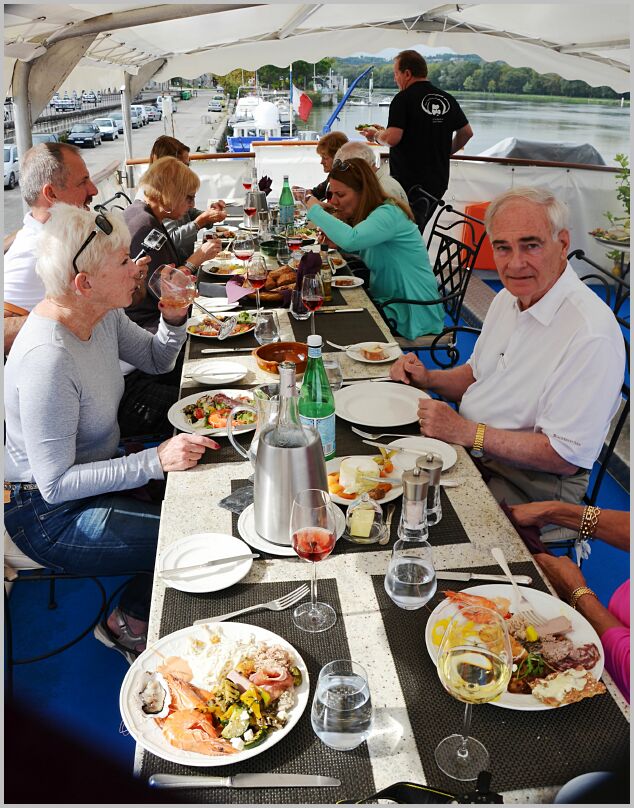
[470, 423, 487, 458]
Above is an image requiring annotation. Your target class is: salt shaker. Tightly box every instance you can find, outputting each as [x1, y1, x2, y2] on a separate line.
[398, 467, 430, 541]
[416, 453, 443, 526]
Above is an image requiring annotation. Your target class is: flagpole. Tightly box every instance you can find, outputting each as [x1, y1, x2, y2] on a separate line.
[289, 62, 293, 138]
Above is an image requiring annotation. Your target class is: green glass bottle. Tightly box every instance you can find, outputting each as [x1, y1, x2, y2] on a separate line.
[279, 174, 295, 230]
[298, 334, 336, 460]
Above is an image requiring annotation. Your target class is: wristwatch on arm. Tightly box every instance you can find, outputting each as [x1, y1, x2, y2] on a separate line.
[470, 422, 487, 458]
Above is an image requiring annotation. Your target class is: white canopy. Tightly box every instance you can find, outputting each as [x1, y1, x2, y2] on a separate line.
[4, 2, 631, 100]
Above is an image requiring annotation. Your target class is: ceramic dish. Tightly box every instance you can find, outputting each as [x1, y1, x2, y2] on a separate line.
[185, 360, 248, 386]
[332, 276, 363, 288]
[387, 437, 458, 472]
[326, 456, 402, 505]
[186, 314, 255, 339]
[334, 382, 429, 427]
[158, 533, 253, 593]
[168, 389, 256, 437]
[346, 342, 401, 364]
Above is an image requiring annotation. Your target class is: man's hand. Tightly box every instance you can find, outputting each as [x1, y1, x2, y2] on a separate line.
[195, 206, 227, 229]
[390, 353, 430, 388]
[533, 553, 587, 602]
[361, 126, 383, 143]
[508, 502, 553, 530]
[190, 238, 221, 267]
[157, 433, 220, 471]
[418, 399, 474, 445]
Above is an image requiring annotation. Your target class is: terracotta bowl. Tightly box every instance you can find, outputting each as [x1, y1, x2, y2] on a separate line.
[253, 341, 308, 375]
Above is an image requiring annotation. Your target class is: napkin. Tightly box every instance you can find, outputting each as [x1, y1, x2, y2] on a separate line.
[258, 175, 273, 196]
[225, 277, 255, 303]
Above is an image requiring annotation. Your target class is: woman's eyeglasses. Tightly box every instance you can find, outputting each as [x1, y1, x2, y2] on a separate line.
[331, 159, 351, 172]
[72, 212, 113, 274]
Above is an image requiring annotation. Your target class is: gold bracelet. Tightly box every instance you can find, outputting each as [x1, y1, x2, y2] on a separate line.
[578, 504, 601, 542]
[569, 586, 598, 610]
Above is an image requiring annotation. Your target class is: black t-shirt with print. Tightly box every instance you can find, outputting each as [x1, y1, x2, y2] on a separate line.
[387, 81, 469, 197]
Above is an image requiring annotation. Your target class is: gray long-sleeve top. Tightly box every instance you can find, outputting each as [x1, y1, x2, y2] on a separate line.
[163, 208, 202, 262]
[4, 309, 187, 504]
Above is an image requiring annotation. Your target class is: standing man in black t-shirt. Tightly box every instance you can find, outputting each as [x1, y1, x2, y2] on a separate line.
[362, 50, 473, 201]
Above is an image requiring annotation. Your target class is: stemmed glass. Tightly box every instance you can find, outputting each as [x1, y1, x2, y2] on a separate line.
[244, 190, 258, 229]
[290, 489, 337, 633]
[276, 240, 292, 266]
[242, 172, 253, 192]
[301, 273, 325, 335]
[434, 604, 512, 780]
[233, 235, 255, 274]
[246, 253, 268, 316]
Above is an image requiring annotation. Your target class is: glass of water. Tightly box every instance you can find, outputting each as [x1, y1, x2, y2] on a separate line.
[384, 539, 437, 610]
[254, 311, 281, 345]
[311, 659, 373, 751]
[322, 354, 343, 391]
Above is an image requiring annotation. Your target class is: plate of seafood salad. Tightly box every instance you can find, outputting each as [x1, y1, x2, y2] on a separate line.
[186, 311, 255, 339]
[425, 585, 605, 711]
[168, 389, 257, 436]
[119, 622, 309, 766]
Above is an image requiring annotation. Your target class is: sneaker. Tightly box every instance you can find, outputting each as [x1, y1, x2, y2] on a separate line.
[93, 607, 147, 665]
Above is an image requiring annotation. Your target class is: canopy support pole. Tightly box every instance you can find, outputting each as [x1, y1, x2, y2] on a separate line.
[122, 73, 135, 188]
[12, 60, 33, 214]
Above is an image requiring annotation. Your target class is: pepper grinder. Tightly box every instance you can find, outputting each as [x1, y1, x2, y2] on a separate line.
[416, 453, 443, 526]
[398, 467, 430, 541]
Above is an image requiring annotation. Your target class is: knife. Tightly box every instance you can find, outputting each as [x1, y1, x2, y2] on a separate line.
[148, 773, 341, 789]
[341, 376, 392, 385]
[436, 571, 532, 584]
[160, 553, 259, 577]
[362, 439, 420, 453]
[316, 307, 364, 314]
[201, 347, 254, 354]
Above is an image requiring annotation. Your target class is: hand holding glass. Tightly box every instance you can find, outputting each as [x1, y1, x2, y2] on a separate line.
[434, 604, 512, 780]
[290, 489, 337, 632]
[147, 265, 196, 312]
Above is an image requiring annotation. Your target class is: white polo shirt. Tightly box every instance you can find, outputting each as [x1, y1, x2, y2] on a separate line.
[4, 212, 45, 311]
[460, 265, 625, 469]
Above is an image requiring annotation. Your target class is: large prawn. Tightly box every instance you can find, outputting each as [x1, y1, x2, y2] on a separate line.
[161, 708, 237, 756]
[442, 591, 511, 622]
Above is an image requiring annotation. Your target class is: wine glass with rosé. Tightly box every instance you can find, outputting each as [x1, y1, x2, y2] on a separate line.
[301, 272, 325, 335]
[246, 253, 268, 317]
[244, 190, 258, 229]
[290, 488, 337, 633]
[232, 235, 255, 274]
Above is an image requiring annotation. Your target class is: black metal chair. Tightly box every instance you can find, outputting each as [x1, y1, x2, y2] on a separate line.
[568, 248, 630, 329]
[374, 204, 488, 367]
[94, 191, 132, 213]
[406, 185, 443, 236]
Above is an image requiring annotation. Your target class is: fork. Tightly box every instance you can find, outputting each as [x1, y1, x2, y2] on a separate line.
[352, 426, 419, 440]
[192, 583, 309, 625]
[490, 547, 546, 623]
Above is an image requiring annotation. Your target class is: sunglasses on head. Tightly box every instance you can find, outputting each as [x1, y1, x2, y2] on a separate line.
[72, 212, 113, 274]
[331, 159, 351, 172]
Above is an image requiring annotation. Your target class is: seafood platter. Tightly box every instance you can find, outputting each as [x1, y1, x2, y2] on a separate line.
[425, 586, 606, 711]
[120, 622, 309, 765]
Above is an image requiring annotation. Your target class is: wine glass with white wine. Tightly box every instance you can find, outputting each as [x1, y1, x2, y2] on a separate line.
[434, 603, 512, 781]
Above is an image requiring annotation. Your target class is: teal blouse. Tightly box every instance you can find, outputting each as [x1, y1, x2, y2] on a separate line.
[308, 201, 444, 340]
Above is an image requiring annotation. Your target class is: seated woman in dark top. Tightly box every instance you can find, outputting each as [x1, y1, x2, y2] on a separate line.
[292, 131, 349, 202]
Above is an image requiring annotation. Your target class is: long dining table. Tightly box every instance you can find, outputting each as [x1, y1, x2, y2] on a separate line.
[132, 239, 630, 803]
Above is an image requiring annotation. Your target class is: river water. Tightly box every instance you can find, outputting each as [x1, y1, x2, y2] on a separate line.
[296, 94, 630, 166]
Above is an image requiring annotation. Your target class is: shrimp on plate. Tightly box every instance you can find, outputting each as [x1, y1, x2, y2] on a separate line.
[442, 590, 511, 622]
[161, 708, 237, 756]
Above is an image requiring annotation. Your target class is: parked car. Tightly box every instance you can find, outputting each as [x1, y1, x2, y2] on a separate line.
[92, 117, 119, 140]
[31, 132, 60, 145]
[4, 143, 19, 189]
[53, 97, 82, 112]
[67, 123, 102, 147]
[110, 110, 141, 130]
[208, 97, 224, 112]
[145, 105, 162, 121]
[131, 105, 148, 125]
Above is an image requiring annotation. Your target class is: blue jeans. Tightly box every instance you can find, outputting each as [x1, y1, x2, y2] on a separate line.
[4, 485, 160, 576]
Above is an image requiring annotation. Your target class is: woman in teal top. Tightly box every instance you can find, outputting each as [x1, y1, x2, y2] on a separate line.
[306, 158, 444, 340]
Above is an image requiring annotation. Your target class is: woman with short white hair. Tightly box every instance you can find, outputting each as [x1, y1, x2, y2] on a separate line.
[4, 202, 218, 661]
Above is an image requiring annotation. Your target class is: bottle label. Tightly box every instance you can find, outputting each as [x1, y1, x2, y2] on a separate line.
[279, 205, 294, 227]
[307, 345, 322, 359]
[300, 413, 335, 458]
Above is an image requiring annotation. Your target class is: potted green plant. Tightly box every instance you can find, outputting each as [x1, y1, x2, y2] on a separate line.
[589, 153, 630, 274]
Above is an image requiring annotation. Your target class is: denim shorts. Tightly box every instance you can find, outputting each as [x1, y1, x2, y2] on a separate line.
[4, 484, 161, 575]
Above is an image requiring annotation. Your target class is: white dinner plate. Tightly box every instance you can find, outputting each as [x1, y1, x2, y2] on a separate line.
[346, 342, 401, 364]
[238, 503, 346, 557]
[387, 437, 458, 472]
[213, 224, 239, 236]
[424, 584, 605, 711]
[119, 622, 309, 766]
[186, 315, 255, 339]
[334, 381, 429, 427]
[168, 389, 256, 438]
[329, 253, 348, 271]
[326, 456, 402, 505]
[332, 276, 363, 289]
[158, 533, 253, 593]
[186, 360, 248, 386]
[194, 296, 240, 313]
[200, 259, 246, 277]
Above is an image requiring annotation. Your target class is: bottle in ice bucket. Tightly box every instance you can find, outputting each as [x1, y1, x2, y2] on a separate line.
[279, 175, 295, 230]
[266, 362, 310, 449]
[299, 335, 336, 460]
[320, 244, 333, 302]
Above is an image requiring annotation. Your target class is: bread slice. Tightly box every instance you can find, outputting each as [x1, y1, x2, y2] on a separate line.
[528, 667, 606, 707]
[361, 344, 387, 361]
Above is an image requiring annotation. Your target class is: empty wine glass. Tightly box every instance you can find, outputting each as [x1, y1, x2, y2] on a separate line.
[311, 659, 373, 751]
[301, 272, 325, 335]
[290, 488, 337, 633]
[233, 235, 255, 273]
[254, 311, 280, 345]
[434, 604, 513, 780]
[384, 539, 436, 610]
[322, 354, 343, 391]
[246, 253, 268, 316]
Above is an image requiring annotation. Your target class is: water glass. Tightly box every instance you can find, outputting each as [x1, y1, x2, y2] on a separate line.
[384, 539, 436, 610]
[254, 311, 280, 345]
[322, 354, 343, 391]
[311, 659, 373, 751]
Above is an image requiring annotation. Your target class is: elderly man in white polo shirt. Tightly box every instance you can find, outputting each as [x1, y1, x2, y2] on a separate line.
[390, 186, 625, 538]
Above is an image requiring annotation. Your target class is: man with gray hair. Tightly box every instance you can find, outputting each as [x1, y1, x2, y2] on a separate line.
[4, 142, 98, 353]
[390, 187, 625, 536]
[334, 141, 409, 205]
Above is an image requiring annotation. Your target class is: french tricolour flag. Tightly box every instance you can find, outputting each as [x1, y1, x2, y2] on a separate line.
[291, 85, 313, 122]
